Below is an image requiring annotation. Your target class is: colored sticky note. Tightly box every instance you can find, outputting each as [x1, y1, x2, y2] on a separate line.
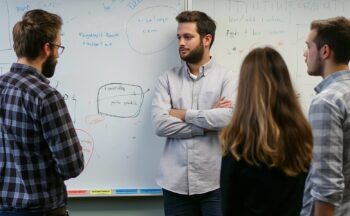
[90, 189, 113, 195]
[115, 189, 138, 194]
[139, 189, 162, 194]
[68, 190, 89, 196]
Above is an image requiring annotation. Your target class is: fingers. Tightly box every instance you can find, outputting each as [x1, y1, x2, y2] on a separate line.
[169, 109, 186, 121]
[217, 101, 232, 108]
[214, 97, 232, 108]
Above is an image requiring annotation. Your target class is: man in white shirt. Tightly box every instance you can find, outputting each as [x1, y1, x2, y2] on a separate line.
[152, 11, 236, 216]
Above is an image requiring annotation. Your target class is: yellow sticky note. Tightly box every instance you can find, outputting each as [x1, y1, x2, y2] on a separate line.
[90, 189, 112, 195]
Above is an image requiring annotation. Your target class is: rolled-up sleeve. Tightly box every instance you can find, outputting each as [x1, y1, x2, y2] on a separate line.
[309, 98, 344, 206]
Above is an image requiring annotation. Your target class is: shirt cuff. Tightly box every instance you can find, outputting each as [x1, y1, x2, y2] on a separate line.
[192, 124, 204, 136]
[311, 189, 342, 207]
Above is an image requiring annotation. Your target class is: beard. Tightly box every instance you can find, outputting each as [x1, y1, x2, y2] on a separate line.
[179, 41, 204, 64]
[42, 53, 57, 78]
[307, 54, 324, 76]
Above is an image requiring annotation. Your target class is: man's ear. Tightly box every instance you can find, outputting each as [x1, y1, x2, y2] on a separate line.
[320, 44, 331, 60]
[41, 42, 51, 58]
[203, 34, 212, 49]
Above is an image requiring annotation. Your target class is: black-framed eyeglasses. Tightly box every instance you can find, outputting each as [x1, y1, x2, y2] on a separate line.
[49, 42, 65, 55]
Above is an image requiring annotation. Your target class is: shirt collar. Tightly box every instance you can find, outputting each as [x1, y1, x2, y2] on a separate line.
[10, 63, 50, 84]
[185, 57, 215, 80]
[315, 70, 350, 93]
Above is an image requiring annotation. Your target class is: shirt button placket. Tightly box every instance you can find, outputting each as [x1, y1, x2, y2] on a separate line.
[189, 79, 200, 194]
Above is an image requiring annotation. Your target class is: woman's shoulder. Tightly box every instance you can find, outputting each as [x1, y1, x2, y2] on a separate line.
[222, 154, 308, 181]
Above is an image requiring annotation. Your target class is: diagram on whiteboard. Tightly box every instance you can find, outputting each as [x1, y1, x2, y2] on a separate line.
[97, 83, 150, 118]
[126, 5, 178, 54]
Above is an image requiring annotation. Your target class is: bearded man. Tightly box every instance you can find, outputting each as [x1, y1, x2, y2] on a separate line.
[152, 10, 236, 216]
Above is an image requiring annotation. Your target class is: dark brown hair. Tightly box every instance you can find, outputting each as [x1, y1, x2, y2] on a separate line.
[12, 9, 62, 60]
[220, 47, 313, 176]
[176, 11, 216, 48]
[311, 16, 350, 64]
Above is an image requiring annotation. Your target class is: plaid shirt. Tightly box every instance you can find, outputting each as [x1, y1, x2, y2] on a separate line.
[301, 70, 350, 216]
[0, 63, 84, 212]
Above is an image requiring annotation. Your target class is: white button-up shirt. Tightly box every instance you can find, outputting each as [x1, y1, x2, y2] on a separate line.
[152, 59, 236, 195]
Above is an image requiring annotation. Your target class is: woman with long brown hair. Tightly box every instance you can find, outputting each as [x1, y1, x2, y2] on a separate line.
[220, 47, 313, 216]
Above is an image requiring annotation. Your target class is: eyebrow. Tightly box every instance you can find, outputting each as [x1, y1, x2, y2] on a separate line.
[177, 33, 194, 37]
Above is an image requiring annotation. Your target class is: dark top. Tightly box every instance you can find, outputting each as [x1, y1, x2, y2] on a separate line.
[0, 63, 84, 212]
[220, 154, 308, 216]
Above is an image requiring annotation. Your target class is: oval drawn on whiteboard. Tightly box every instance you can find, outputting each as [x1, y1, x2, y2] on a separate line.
[76, 129, 94, 169]
[126, 5, 178, 54]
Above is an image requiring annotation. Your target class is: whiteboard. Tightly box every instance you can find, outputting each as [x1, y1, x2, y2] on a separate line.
[192, 0, 350, 113]
[0, 0, 186, 196]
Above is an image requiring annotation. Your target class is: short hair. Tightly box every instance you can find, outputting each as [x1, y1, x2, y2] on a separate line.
[311, 16, 350, 64]
[176, 11, 216, 48]
[12, 9, 62, 60]
[220, 47, 313, 176]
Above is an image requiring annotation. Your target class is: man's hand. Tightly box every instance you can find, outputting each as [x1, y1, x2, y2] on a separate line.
[169, 109, 186, 121]
[213, 97, 232, 108]
[169, 97, 231, 124]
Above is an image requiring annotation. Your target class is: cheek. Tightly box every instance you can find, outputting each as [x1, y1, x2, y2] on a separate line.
[307, 50, 316, 60]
